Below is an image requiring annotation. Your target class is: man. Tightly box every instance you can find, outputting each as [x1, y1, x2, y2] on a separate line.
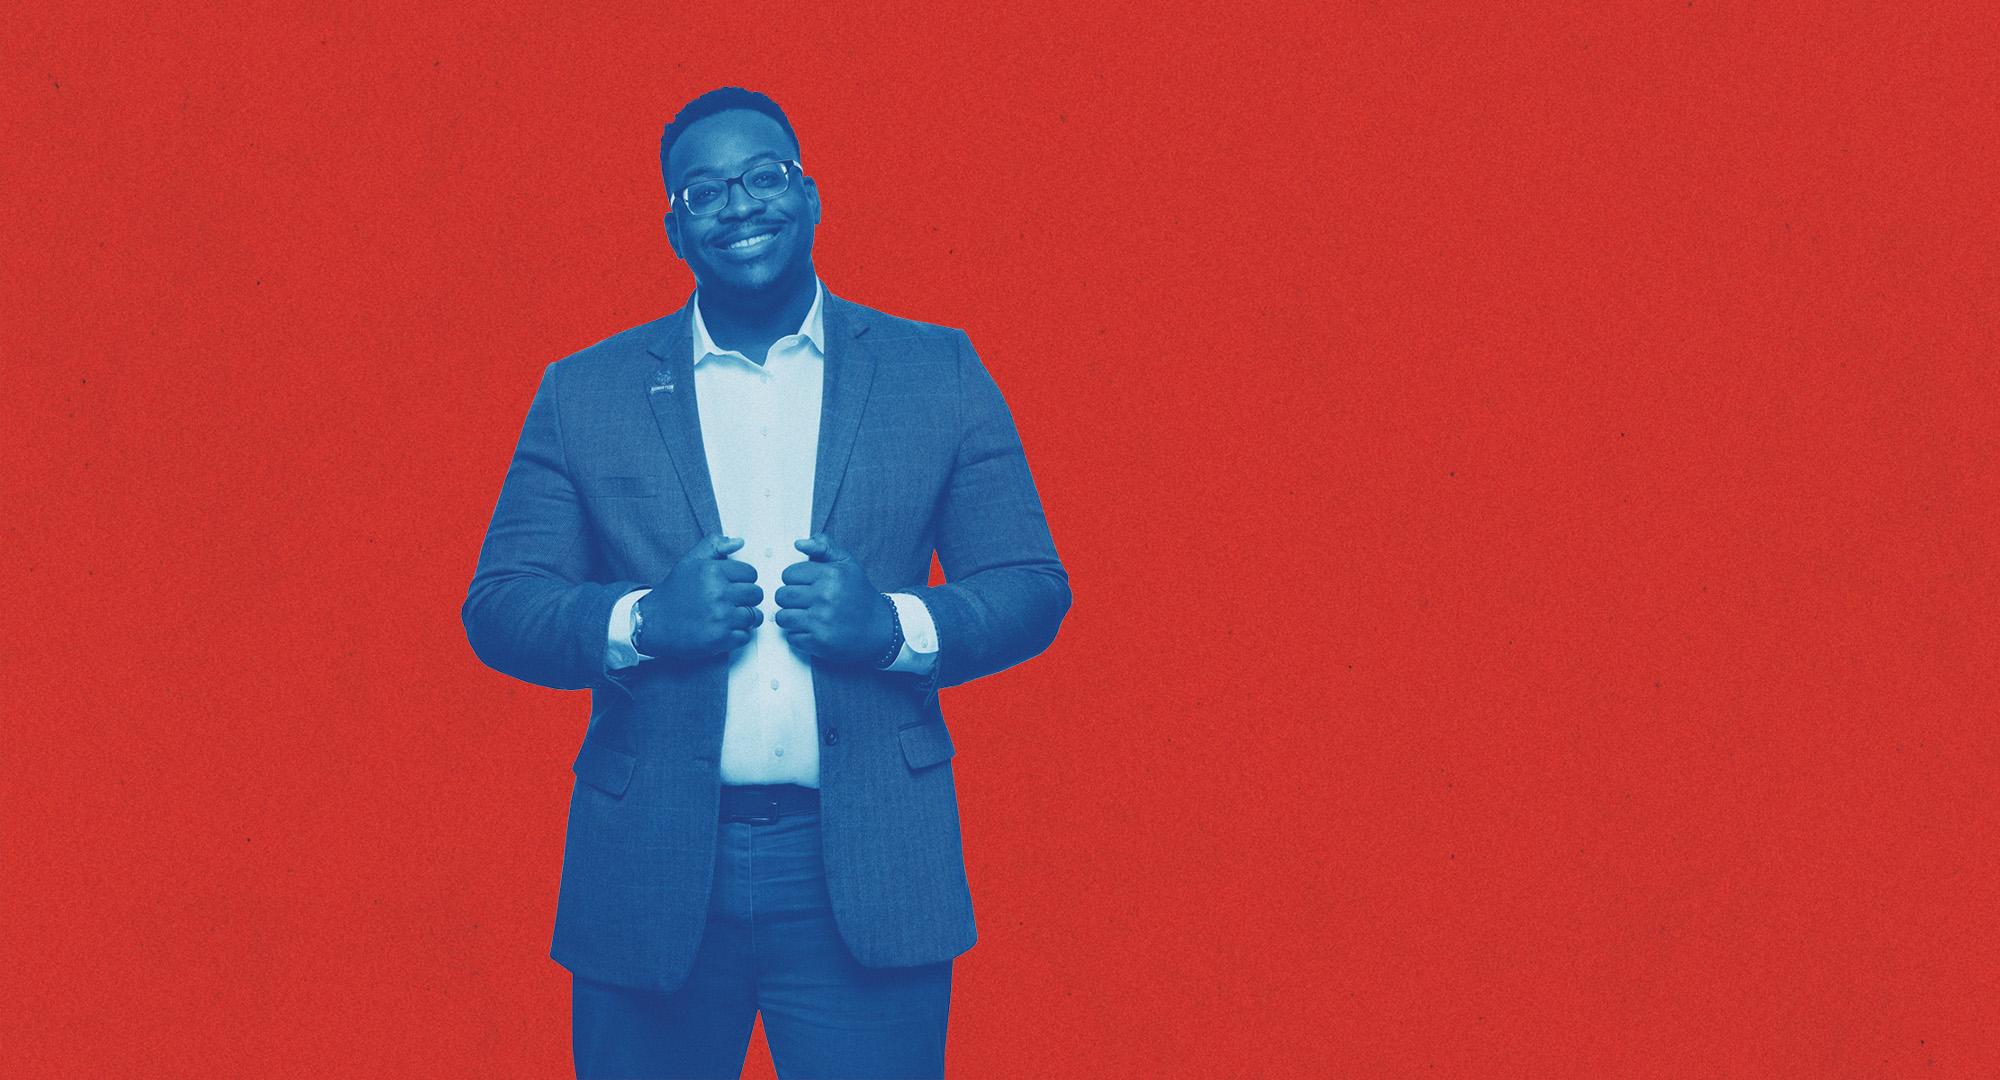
[461, 86, 1069, 1079]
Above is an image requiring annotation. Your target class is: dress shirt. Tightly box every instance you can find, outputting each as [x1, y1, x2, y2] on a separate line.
[604, 278, 939, 786]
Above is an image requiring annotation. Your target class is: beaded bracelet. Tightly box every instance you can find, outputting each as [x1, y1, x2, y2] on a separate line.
[873, 593, 904, 669]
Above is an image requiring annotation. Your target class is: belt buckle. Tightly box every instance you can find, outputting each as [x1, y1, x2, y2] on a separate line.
[739, 792, 782, 825]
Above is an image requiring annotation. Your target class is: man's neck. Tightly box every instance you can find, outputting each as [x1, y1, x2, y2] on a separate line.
[698, 267, 817, 365]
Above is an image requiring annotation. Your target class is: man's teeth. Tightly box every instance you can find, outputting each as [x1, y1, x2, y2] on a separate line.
[727, 232, 777, 250]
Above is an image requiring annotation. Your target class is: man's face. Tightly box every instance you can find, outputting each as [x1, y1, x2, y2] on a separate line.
[664, 109, 820, 298]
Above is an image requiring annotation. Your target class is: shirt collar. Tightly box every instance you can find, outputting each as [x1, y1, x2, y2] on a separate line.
[691, 277, 825, 366]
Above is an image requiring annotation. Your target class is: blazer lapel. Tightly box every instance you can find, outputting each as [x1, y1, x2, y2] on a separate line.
[638, 290, 877, 540]
[812, 294, 879, 537]
[641, 299, 725, 538]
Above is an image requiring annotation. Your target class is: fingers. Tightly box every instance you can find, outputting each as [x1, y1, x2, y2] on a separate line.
[774, 584, 813, 609]
[774, 608, 814, 652]
[794, 534, 848, 562]
[722, 582, 763, 607]
[716, 558, 759, 583]
[690, 533, 746, 560]
[725, 605, 763, 631]
[780, 560, 825, 586]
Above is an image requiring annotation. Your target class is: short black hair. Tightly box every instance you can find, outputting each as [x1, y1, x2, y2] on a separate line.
[659, 87, 800, 194]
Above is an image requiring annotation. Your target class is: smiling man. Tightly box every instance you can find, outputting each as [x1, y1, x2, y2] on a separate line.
[461, 87, 1070, 1079]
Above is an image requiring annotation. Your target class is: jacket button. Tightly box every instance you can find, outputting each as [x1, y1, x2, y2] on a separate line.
[822, 728, 839, 746]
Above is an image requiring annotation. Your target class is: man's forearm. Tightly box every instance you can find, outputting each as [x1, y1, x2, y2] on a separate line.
[916, 330, 1070, 691]
[462, 362, 649, 692]
[464, 574, 646, 691]
[918, 563, 1069, 690]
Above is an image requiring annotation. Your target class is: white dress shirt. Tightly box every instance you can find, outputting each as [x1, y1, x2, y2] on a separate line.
[604, 278, 939, 786]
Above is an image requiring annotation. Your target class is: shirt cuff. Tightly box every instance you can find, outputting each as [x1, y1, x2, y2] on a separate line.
[607, 588, 654, 670]
[883, 591, 939, 675]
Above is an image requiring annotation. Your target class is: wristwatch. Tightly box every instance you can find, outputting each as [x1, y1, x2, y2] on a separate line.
[873, 593, 904, 669]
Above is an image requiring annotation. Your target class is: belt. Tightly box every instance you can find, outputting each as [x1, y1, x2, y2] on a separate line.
[719, 783, 820, 824]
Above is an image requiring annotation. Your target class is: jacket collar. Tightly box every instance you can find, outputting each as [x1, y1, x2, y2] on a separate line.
[640, 287, 879, 539]
[690, 277, 827, 365]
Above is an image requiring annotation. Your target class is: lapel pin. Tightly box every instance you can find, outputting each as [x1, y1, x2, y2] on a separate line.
[649, 369, 676, 395]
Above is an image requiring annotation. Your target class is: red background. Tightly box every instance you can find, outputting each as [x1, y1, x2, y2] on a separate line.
[5, 3, 1995, 1076]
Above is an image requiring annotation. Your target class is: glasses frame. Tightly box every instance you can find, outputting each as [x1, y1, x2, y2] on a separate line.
[672, 159, 805, 217]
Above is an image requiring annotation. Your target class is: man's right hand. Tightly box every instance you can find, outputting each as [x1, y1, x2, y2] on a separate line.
[634, 534, 763, 661]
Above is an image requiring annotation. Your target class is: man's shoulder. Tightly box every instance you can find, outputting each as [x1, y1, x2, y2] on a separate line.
[829, 294, 970, 353]
[547, 309, 683, 377]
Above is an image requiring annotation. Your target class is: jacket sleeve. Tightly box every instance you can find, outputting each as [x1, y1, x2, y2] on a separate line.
[461, 362, 647, 693]
[914, 330, 1072, 691]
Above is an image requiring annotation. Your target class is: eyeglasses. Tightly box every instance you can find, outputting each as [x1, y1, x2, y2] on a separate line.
[672, 160, 803, 217]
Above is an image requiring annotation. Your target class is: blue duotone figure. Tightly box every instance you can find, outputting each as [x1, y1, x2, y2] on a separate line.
[462, 86, 1070, 1079]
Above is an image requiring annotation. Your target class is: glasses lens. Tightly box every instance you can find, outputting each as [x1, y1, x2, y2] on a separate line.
[743, 162, 790, 199]
[682, 181, 727, 216]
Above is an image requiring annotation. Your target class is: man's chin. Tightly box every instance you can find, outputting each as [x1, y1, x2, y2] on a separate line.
[699, 261, 802, 300]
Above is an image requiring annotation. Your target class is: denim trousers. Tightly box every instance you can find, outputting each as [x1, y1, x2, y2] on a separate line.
[572, 807, 953, 1079]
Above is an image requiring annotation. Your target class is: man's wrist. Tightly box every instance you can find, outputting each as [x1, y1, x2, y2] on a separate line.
[607, 588, 654, 670]
[880, 592, 940, 677]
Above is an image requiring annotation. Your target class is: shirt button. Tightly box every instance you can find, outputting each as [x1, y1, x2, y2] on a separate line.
[763, 546, 774, 557]
[770, 679, 780, 691]
[773, 747, 785, 758]
[822, 728, 839, 746]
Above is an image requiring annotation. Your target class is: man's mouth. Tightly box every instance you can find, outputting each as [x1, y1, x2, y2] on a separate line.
[719, 229, 780, 253]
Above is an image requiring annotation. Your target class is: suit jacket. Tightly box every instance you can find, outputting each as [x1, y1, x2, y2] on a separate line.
[461, 289, 1070, 994]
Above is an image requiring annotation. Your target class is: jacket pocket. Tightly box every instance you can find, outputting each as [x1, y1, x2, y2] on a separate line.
[898, 720, 957, 771]
[576, 474, 661, 498]
[572, 738, 639, 797]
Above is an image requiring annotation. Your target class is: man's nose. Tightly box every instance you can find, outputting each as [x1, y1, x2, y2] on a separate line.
[719, 178, 760, 219]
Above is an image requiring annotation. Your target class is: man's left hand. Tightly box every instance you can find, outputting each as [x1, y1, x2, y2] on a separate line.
[775, 534, 895, 666]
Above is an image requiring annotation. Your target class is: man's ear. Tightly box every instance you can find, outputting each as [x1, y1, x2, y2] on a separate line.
[803, 175, 821, 226]
[663, 211, 684, 260]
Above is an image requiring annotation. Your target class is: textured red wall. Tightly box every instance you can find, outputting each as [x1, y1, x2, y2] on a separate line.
[5, 3, 1995, 1076]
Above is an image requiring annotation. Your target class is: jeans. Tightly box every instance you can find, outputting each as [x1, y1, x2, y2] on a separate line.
[572, 808, 952, 1079]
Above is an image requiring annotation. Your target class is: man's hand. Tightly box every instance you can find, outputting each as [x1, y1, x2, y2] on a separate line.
[634, 534, 763, 661]
[775, 534, 894, 666]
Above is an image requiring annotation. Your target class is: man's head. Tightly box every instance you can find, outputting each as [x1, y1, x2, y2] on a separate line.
[660, 88, 820, 301]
